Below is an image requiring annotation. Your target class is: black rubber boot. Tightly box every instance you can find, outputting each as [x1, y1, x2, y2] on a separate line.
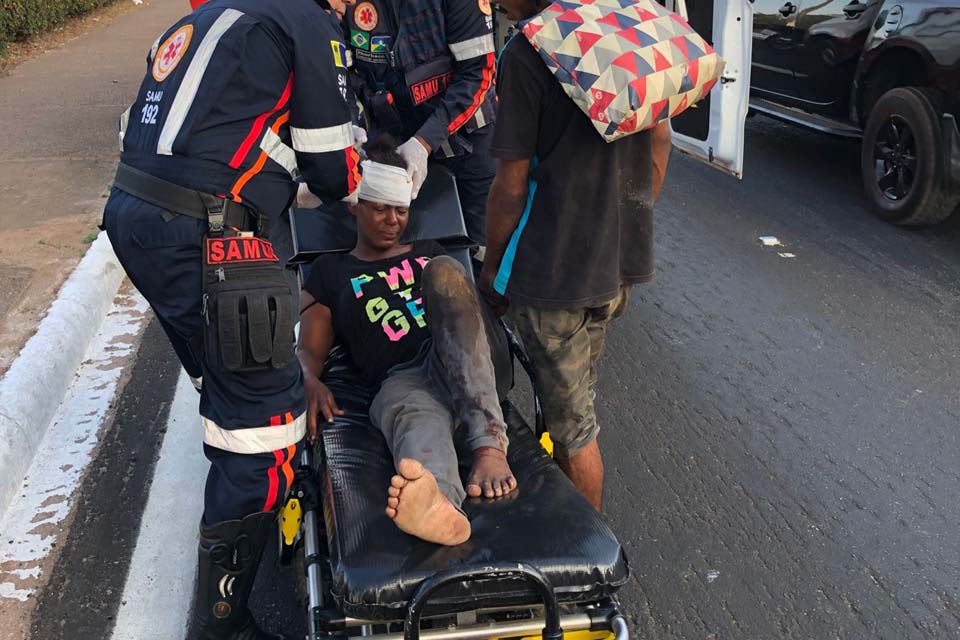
[192, 511, 288, 640]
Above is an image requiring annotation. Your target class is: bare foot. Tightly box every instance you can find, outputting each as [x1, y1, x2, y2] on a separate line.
[385, 459, 471, 545]
[466, 447, 517, 499]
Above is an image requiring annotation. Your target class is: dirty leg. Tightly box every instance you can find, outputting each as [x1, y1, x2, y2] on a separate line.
[422, 256, 516, 498]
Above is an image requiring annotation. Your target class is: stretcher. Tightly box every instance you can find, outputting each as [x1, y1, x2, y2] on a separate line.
[284, 168, 631, 640]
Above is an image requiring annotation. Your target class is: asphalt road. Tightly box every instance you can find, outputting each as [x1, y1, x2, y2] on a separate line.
[26, 116, 960, 639]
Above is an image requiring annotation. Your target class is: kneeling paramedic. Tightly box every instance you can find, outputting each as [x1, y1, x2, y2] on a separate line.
[340, 0, 497, 245]
[101, 0, 360, 638]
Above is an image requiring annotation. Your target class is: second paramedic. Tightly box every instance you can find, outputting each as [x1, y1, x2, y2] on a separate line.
[343, 0, 497, 245]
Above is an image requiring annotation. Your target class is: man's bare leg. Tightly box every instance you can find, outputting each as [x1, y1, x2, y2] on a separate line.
[556, 440, 604, 511]
[386, 459, 471, 545]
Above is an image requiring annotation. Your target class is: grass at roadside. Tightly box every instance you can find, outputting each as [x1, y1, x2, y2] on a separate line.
[0, 0, 123, 55]
[0, 0, 144, 76]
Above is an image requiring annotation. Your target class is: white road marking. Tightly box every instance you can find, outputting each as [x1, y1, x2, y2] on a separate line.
[0, 287, 149, 601]
[110, 371, 207, 640]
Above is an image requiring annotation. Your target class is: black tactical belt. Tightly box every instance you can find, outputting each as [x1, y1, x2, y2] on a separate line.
[112, 162, 259, 234]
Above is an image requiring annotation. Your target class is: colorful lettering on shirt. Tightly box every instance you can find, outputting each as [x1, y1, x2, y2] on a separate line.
[377, 259, 416, 291]
[366, 296, 389, 322]
[353, 255, 432, 342]
[382, 310, 410, 341]
[351, 273, 374, 298]
[406, 298, 426, 329]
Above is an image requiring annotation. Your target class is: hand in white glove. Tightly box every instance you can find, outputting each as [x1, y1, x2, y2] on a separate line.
[352, 125, 368, 151]
[295, 182, 323, 209]
[397, 136, 430, 199]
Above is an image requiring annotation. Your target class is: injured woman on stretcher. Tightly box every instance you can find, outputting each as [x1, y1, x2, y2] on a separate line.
[296, 137, 516, 547]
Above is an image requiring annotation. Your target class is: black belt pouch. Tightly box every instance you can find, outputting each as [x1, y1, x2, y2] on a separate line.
[202, 235, 295, 372]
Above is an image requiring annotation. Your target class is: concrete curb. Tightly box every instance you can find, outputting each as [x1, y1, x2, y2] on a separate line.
[0, 232, 125, 518]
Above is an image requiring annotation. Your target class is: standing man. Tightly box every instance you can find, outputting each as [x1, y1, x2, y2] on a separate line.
[102, 0, 359, 638]
[479, 0, 672, 511]
[342, 0, 497, 245]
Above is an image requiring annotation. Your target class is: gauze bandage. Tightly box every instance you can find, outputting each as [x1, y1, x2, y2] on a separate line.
[358, 161, 414, 207]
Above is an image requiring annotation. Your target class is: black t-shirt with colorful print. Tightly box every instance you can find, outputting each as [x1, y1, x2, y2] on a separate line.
[304, 240, 445, 385]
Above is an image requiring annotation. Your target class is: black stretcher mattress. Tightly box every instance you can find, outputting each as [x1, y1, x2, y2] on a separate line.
[318, 351, 630, 620]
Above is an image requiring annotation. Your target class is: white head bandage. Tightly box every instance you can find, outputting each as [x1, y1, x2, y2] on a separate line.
[358, 160, 414, 207]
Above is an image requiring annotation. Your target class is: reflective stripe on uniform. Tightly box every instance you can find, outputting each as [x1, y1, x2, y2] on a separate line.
[473, 106, 487, 129]
[229, 73, 293, 169]
[290, 123, 354, 153]
[149, 35, 161, 64]
[202, 411, 306, 454]
[119, 105, 131, 152]
[448, 52, 495, 134]
[448, 34, 494, 61]
[260, 128, 299, 176]
[158, 9, 245, 155]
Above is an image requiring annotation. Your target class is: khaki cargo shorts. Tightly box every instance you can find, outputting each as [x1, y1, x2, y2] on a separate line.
[508, 286, 631, 459]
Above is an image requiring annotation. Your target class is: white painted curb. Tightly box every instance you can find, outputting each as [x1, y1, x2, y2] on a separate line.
[0, 231, 125, 518]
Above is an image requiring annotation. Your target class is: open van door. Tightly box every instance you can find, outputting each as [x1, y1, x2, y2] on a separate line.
[666, 0, 753, 179]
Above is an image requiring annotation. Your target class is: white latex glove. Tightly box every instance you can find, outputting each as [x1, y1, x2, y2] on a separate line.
[397, 136, 430, 199]
[295, 182, 323, 209]
[352, 125, 368, 150]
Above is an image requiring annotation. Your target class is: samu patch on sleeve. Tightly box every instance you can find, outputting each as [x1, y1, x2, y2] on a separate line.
[410, 72, 454, 105]
[152, 24, 193, 82]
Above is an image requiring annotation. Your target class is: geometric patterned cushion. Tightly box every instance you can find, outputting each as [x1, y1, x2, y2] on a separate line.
[523, 0, 724, 141]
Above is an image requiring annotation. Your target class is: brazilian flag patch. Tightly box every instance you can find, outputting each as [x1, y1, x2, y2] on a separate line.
[350, 29, 370, 50]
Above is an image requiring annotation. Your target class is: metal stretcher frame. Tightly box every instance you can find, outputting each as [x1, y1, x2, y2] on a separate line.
[282, 170, 629, 640]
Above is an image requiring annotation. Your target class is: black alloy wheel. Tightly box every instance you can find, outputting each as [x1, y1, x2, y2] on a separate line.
[860, 87, 959, 225]
[873, 114, 917, 202]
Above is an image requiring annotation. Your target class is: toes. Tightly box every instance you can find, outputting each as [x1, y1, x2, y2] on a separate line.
[505, 475, 518, 493]
[387, 496, 399, 509]
[385, 506, 397, 519]
[391, 474, 407, 490]
[388, 485, 401, 498]
[482, 480, 494, 499]
[466, 481, 482, 498]
[397, 458, 425, 481]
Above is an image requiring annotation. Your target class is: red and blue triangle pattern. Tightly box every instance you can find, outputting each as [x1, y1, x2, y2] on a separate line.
[522, 0, 725, 142]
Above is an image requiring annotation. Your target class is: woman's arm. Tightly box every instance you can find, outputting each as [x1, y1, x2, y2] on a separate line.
[297, 290, 344, 442]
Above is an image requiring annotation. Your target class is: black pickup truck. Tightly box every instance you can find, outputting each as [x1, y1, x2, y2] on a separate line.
[748, 0, 960, 225]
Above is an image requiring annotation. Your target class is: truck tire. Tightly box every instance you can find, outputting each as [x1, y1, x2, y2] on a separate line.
[860, 87, 959, 225]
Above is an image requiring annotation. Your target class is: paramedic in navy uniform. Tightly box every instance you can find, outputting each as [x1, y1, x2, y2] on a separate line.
[341, 0, 497, 246]
[101, 0, 361, 638]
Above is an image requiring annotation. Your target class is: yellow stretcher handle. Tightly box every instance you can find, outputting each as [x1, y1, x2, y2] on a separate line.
[540, 432, 554, 456]
[498, 630, 613, 640]
[280, 497, 302, 546]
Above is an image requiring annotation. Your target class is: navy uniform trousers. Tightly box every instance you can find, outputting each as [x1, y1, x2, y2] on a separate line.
[433, 125, 495, 246]
[103, 191, 303, 524]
